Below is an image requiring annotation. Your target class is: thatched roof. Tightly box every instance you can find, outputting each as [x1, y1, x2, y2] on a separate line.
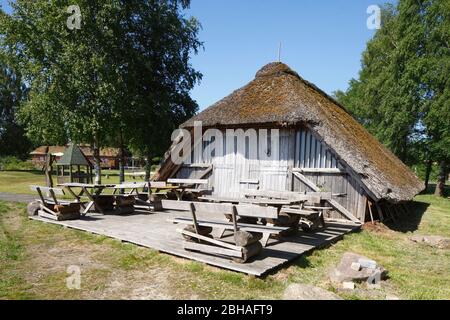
[181, 62, 423, 202]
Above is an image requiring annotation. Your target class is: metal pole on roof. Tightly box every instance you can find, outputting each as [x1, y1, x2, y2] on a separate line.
[278, 42, 282, 62]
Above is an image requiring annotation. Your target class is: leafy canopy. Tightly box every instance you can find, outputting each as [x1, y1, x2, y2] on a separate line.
[0, 0, 202, 158]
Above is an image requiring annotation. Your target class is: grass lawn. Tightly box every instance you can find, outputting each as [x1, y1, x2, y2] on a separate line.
[0, 190, 449, 299]
[0, 170, 146, 195]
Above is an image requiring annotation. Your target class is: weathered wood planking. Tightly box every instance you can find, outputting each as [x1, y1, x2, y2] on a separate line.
[30, 211, 359, 276]
[175, 127, 369, 222]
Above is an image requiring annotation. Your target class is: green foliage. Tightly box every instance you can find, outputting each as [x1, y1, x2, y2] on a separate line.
[0, 156, 35, 171]
[410, 162, 439, 182]
[335, 0, 450, 168]
[0, 63, 32, 159]
[0, 0, 201, 161]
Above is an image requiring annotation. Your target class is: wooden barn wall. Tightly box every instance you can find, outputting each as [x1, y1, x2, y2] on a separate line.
[175, 127, 367, 221]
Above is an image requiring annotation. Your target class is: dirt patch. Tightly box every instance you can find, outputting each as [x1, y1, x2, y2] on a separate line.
[20, 229, 183, 299]
[91, 270, 174, 300]
[362, 222, 392, 234]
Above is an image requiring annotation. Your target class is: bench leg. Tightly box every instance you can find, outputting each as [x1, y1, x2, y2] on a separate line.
[216, 228, 226, 239]
[83, 201, 95, 215]
[320, 212, 326, 228]
[261, 233, 271, 247]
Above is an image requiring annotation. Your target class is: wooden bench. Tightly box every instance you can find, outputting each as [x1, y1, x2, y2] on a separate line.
[30, 185, 82, 221]
[166, 179, 210, 200]
[281, 206, 325, 231]
[164, 200, 288, 262]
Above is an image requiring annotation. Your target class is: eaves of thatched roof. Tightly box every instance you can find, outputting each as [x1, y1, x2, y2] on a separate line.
[181, 62, 423, 202]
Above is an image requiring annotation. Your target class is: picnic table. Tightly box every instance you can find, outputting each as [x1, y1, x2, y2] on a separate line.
[199, 195, 305, 244]
[58, 183, 117, 215]
[200, 195, 303, 215]
[167, 179, 210, 201]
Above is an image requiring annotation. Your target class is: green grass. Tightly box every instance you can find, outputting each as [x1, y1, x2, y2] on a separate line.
[0, 193, 448, 300]
[0, 170, 449, 299]
[0, 170, 146, 195]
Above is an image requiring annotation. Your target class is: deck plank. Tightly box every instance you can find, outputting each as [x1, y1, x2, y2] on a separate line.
[30, 210, 359, 276]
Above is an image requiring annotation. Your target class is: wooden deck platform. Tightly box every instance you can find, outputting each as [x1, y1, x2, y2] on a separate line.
[30, 210, 360, 276]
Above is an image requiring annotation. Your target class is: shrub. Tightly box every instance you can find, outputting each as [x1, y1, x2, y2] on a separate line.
[0, 156, 35, 171]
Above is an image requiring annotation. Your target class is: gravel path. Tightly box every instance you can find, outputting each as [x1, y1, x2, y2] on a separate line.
[0, 193, 35, 204]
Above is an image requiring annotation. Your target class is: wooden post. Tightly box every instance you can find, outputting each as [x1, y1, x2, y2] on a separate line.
[49, 189, 58, 205]
[36, 187, 46, 204]
[189, 203, 199, 234]
[231, 205, 239, 234]
[368, 200, 374, 224]
[45, 151, 54, 188]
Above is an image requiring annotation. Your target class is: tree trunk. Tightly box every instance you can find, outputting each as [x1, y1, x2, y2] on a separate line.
[434, 160, 447, 197]
[424, 158, 432, 191]
[118, 131, 125, 184]
[44, 148, 54, 188]
[145, 153, 152, 181]
[93, 135, 102, 185]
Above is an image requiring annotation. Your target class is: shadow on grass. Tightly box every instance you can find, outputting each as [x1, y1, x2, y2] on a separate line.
[383, 184, 449, 233]
[384, 201, 429, 233]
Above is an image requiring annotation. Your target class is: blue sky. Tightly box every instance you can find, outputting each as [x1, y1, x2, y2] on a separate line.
[1, 0, 395, 111]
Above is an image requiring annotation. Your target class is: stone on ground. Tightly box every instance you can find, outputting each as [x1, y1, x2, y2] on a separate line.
[283, 283, 342, 300]
[410, 235, 450, 249]
[342, 281, 355, 290]
[329, 252, 386, 284]
[27, 201, 41, 216]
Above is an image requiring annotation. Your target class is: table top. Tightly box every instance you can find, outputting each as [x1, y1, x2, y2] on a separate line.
[198, 196, 241, 203]
[239, 198, 301, 206]
[199, 196, 302, 206]
[167, 178, 209, 186]
[108, 182, 148, 189]
[58, 183, 117, 188]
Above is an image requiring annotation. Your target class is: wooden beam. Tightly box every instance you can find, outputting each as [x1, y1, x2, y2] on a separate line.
[292, 172, 361, 224]
[189, 203, 200, 234]
[182, 163, 211, 168]
[327, 199, 361, 224]
[167, 178, 208, 185]
[183, 241, 243, 258]
[292, 168, 346, 174]
[198, 165, 213, 179]
[292, 172, 321, 192]
[239, 179, 259, 184]
[368, 200, 375, 224]
[177, 228, 243, 251]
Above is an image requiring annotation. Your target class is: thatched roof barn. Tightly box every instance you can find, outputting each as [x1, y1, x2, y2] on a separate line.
[156, 62, 423, 222]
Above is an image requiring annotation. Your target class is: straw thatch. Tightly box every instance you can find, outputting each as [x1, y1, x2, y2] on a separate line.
[180, 62, 423, 202]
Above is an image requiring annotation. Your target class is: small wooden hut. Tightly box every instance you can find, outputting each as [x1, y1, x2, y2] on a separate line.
[56, 144, 93, 184]
[155, 62, 424, 223]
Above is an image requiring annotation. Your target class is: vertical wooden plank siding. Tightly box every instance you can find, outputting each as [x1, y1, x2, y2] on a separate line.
[176, 127, 367, 222]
